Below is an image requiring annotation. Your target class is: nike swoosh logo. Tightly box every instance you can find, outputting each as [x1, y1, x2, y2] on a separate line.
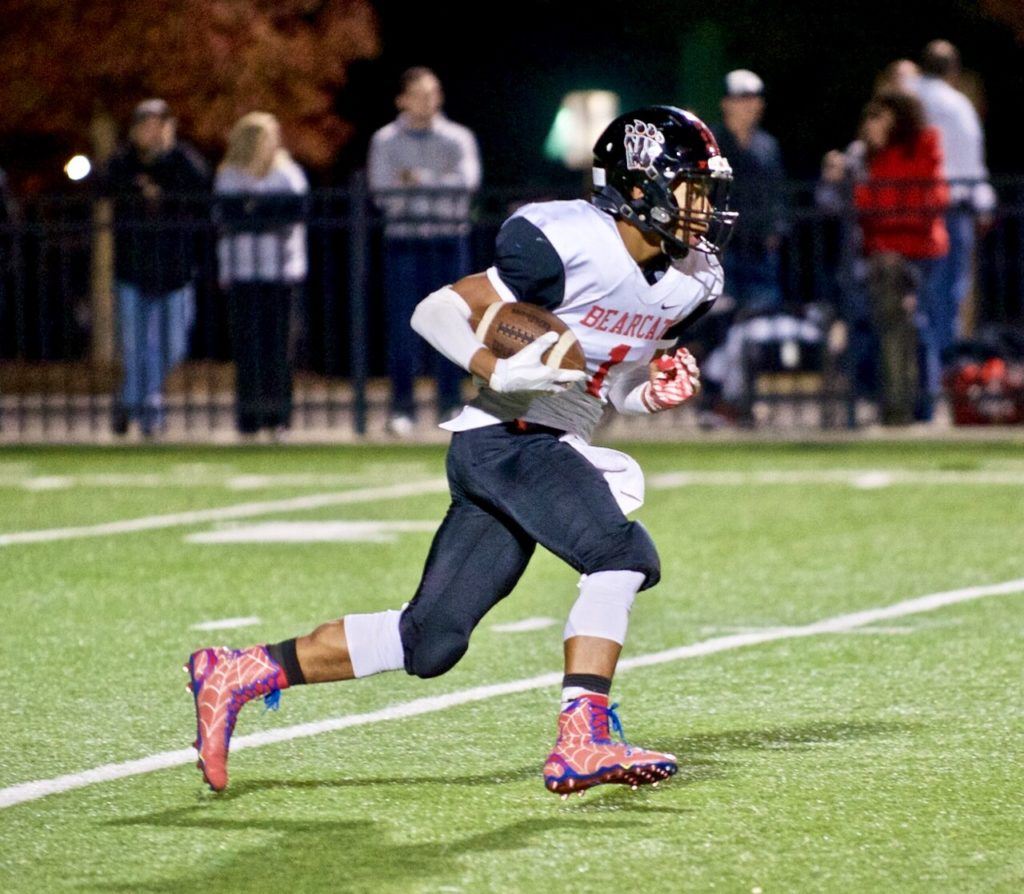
[660, 302, 685, 311]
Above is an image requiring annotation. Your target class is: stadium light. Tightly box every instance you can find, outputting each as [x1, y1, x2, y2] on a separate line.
[544, 90, 620, 170]
[65, 155, 92, 181]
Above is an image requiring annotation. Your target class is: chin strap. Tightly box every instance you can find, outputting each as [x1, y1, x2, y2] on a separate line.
[660, 237, 689, 260]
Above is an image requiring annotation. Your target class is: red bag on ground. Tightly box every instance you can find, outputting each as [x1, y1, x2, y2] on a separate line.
[945, 357, 1024, 425]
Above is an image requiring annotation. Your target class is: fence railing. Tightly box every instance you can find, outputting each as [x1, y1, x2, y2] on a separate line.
[1, 178, 1022, 439]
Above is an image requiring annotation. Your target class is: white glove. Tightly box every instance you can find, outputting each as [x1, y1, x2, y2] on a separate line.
[489, 332, 588, 393]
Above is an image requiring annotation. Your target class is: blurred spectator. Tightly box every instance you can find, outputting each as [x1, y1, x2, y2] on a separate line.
[0, 166, 14, 424]
[696, 69, 787, 425]
[102, 99, 210, 436]
[909, 40, 996, 358]
[816, 147, 877, 401]
[711, 69, 787, 315]
[1, 165, 14, 289]
[874, 58, 920, 95]
[216, 112, 308, 437]
[367, 67, 481, 435]
[853, 90, 949, 424]
[0, 166, 13, 226]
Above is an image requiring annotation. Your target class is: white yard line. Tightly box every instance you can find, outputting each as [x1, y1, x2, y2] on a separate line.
[0, 479, 449, 546]
[190, 617, 262, 632]
[491, 617, 559, 634]
[186, 520, 439, 544]
[7, 466, 1024, 547]
[647, 469, 1024, 489]
[2, 576, 1022, 811]
[5, 466, 1024, 492]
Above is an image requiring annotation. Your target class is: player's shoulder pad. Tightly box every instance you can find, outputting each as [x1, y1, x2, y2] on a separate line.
[494, 213, 565, 310]
[516, 199, 627, 272]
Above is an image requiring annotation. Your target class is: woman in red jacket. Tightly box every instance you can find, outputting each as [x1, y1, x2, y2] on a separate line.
[854, 89, 949, 423]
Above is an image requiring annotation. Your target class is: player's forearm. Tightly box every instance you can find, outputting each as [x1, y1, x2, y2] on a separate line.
[468, 347, 497, 381]
[410, 286, 490, 372]
[609, 352, 701, 414]
[412, 273, 583, 393]
[607, 363, 653, 415]
[449, 272, 505, 381]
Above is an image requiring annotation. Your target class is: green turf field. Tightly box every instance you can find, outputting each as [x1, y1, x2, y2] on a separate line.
[1, 441, 1022, 893]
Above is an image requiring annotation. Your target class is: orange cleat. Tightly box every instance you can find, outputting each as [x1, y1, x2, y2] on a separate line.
[543, 696, 677, 796]
[185, 645, 288, 791]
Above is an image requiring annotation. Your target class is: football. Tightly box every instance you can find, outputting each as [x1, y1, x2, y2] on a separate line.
[473, 301, 586, 371]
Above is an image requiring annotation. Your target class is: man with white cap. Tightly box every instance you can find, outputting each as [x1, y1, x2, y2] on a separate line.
[712, 69, 786, 315]
[697, 70, 787, 423]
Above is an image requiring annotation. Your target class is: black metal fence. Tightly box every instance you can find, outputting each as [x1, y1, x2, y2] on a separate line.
[1, 178, 1022, 439]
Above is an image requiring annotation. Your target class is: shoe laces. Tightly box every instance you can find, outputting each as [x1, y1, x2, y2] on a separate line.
[589, 701, 628, 746]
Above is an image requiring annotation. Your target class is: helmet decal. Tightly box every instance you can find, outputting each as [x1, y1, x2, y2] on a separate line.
[624, 120, 666, 178]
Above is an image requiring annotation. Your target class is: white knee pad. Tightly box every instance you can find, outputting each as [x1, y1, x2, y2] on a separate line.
[563, 570, 645, 645]
[345, 609, 405, 678]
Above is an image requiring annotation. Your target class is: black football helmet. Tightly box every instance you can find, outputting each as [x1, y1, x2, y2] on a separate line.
[591, 105, 737, 259]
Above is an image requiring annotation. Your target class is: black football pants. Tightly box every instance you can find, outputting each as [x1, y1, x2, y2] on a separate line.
[398, 423, 660, 678]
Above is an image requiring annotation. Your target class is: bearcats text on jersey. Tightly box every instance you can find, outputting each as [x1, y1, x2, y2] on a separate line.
[576, 306, 676, 341]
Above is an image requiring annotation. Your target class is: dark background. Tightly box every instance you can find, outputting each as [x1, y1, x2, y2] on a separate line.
[337, 0, 1024, 187]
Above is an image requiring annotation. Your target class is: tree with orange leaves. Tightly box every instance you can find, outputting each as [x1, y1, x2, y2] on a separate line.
[980, 0, 1024, 44]
[0, 0, 379, 364]
[0, 0, 380, 169]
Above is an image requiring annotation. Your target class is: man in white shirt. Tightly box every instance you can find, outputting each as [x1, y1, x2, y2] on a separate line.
[912, 40, 996, 358]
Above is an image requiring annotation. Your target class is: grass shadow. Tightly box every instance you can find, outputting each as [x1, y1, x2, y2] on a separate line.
[660, 718, 913, 759]
[216, 763, 539, 799]
[98, 809, 642, 893]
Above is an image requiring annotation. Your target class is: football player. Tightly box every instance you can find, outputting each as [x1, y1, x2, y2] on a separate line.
[186, 106, 736, 796]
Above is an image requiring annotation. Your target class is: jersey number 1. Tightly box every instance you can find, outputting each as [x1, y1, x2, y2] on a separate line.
[586, 344, 630, 397]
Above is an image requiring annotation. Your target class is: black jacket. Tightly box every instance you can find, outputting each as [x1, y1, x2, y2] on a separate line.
[711, 125, 787, 259]
[102, 142, 210, 293]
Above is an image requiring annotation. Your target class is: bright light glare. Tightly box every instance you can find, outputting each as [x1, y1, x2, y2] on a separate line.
[544, 91, 620, 170]
[65, 155, 92, 181]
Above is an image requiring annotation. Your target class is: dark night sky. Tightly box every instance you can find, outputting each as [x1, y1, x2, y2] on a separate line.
[338, 0, 1024, 186]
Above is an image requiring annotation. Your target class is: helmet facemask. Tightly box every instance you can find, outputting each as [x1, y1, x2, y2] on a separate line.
[650, 166, 738, 259]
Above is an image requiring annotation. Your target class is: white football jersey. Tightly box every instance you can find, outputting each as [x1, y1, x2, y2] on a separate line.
[443, 199, 723, 440]
[490, 200, 722, 395]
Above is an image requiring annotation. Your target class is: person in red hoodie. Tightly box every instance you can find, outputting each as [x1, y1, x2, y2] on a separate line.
[854, 89, 949, 423]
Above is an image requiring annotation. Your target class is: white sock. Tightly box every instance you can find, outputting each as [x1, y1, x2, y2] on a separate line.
[344, 610, 405, 678]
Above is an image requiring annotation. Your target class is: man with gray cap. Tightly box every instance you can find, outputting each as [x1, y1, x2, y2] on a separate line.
[102, 99, 210, 436]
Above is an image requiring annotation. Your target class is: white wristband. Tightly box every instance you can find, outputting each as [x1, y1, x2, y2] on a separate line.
[619, 382, 657, 414]
[409, 286, 486, 371]
[607, 362, 654, 415]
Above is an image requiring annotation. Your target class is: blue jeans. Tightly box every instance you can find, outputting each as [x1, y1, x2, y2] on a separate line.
[116, 282, 194, 430]
[383, 236, 471, 419]
[906, 258, 943, 421]
[930, 209, 975, 359]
